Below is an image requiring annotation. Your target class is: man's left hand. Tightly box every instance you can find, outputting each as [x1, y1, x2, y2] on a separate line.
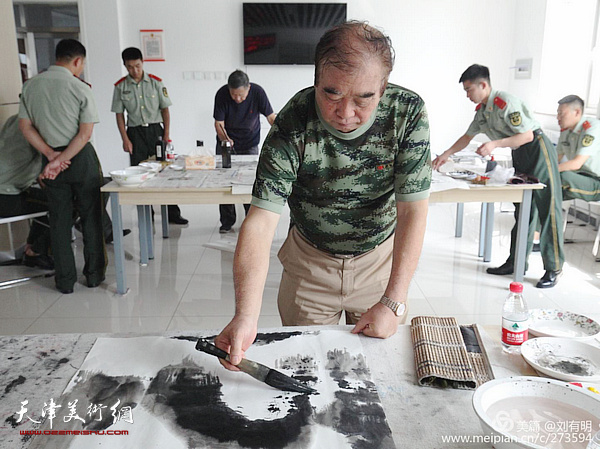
[351, 303, 402, 339]
[41, 159, 70, 180]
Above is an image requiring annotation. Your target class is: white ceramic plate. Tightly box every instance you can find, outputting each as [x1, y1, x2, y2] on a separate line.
[473, 376, 600, 449]
[529, 308, 600, 339]
[139, 162, 162, 173]
[447, 171, 476, 180]
[521, 337, 600, 382]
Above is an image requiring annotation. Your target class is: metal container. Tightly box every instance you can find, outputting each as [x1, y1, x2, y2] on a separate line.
[220, 141, 232, 168]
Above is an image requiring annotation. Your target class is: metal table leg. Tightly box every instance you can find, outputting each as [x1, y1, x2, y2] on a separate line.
[137, 205, 149, 266]
[483, 202, 494, 262]
[161, 205, 169, 238]
[455, 203, 464, 238]
[478, 203, 487, 257]
[514, 190, 533, 282]
[110, 192, 128, 295]
[145, 205, 154, 260]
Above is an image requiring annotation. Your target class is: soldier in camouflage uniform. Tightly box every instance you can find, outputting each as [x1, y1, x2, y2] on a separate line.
[433, 64, 564, 288]
[556, 95, 600, 202]
[215, 21, 431, 367]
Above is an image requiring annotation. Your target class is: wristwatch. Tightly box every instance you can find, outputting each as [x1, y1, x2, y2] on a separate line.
[379, 295, 406, 317]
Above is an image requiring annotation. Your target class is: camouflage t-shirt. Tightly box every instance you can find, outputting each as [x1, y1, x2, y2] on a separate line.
[251, 84, 431, 255]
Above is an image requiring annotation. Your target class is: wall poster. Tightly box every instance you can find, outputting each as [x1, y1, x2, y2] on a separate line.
[140, 29, 164, 62]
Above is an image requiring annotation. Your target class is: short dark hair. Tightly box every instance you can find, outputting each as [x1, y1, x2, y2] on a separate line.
[459, 64, 491, 85]
[558, 94, 585, 111]
[314, 21, 394, 86]
[228, 70, 250, 89]
[121, 47, 143, 64]
[55, 39, 86, 61]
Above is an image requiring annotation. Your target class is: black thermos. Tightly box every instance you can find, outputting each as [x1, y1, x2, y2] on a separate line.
[221, 141, 232, 168]
[155, 136, 166, 161]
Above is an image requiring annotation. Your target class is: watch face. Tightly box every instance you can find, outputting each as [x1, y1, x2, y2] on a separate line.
[395, 303, 406, 316]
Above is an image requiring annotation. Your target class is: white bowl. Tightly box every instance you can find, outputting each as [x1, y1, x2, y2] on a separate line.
[473, 376, 600, 448]
[109, 166, 152, 187]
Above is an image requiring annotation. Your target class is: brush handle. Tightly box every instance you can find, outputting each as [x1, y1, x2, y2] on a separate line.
[195, 338, 229, 360]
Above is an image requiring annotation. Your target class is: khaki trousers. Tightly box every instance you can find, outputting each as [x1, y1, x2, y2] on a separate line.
[277, 226, 399, 326]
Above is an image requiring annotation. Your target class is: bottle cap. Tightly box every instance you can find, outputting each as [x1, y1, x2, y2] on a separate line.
[509, 282, 523, 293]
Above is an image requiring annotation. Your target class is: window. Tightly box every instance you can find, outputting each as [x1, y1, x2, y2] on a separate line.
[13, 3, 80, 82]
[537, 0, 600, 116]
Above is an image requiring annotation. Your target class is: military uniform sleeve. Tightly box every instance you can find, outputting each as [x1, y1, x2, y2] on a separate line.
[157, 80, 172, 109]
[466, 117, 480, 137]
[504, 104, 535, 134]
[79, 85, 99, 124]
[577, 122, 600, 157]
[111, 84, 124, 114]
[18, 84, 31, 120]
[251, 106, 301, 214]
[394, 99, 431, 202]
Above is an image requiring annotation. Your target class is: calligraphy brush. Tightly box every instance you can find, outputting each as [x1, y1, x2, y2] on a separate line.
[217, 123, 236, 154]
[195, 338, 316, 394]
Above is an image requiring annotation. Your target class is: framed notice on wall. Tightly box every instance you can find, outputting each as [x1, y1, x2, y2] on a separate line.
[140, 29, 165, 61]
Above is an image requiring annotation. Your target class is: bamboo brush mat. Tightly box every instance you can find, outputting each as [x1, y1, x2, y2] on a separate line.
[410, 316, 493, 389]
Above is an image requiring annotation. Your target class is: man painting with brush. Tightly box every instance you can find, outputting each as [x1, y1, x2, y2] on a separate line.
[213, 70, 277, 233]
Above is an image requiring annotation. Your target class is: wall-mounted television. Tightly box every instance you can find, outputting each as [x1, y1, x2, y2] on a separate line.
[243, 3, 347, 65]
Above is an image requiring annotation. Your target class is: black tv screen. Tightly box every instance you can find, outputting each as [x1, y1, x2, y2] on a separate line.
[243, 3, 347, 65]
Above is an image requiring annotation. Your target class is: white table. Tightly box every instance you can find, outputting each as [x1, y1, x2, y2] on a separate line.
[103, 164, 543, 294]
[430, 183, 544, 282]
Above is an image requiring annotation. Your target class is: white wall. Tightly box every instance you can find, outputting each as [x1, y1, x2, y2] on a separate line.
[78, 0, 523, 174]
[79, 0, 124, 172]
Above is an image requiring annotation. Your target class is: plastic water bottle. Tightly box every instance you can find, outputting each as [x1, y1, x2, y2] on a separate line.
[155, 136, 165, 161]
[166, 140, 175, 161]
[501, 282, 529, 353]
[587, 430, 600, 449]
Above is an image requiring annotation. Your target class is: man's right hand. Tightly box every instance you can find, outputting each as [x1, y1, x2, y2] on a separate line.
[122, 139, 133, 154]
[432, 151, 450, 171]
[214, 315, 258, 371]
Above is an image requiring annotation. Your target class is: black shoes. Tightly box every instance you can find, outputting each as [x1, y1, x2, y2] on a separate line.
[105, 229, 131, 244]
[532, 242, 540, 252]
[169, 215, 189, 225]
[57, 286, 74, 294]
[23, 254, 55, 270]
[486, 262, 514, 276]
[87, 277, 105, 288]
[536, 270, 562, 288]
[219, 226, 233, 234]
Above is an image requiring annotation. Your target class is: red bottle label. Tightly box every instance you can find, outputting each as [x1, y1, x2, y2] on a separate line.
[502, 318, 529, 346]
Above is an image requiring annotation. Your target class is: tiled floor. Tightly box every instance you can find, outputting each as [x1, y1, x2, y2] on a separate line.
[1, 200, 599, 336]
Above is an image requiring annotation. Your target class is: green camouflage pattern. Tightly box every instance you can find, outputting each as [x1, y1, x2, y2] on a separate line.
[466, 89, 540, 140]
[252, 83, 431, 254]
